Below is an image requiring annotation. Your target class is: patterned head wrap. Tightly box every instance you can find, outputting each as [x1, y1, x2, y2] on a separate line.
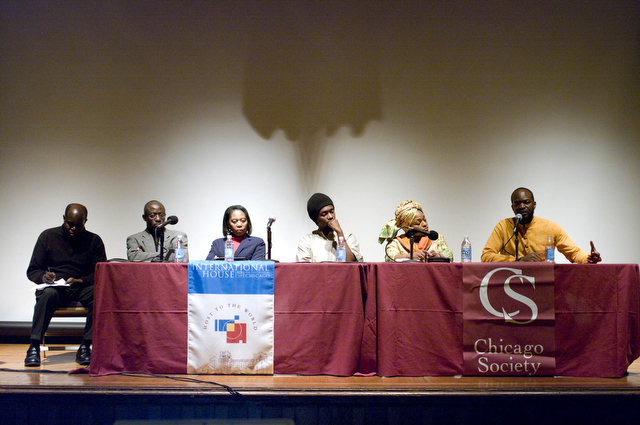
[378, 200, 423, 244]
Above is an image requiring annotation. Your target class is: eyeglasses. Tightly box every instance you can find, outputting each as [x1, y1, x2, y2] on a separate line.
[146, 213, 166, 219]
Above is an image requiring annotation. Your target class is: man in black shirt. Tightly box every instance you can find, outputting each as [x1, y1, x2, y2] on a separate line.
[25, 203, 106, 367]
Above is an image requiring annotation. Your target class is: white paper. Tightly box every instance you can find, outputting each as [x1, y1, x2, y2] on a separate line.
[33, 279, 70, 291]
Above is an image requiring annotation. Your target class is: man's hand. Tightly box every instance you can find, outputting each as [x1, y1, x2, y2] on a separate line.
[42, 272, 56, 284]
[65, 277, 83, 286]
[327, 217, 358, 261]
[587, 241, 602, 263]
[518, 252, 543, 262]
[327, 217, 344, 237]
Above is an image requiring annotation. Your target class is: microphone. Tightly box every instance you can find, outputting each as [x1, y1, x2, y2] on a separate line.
[402, 227, 439, 240]
[158, 215, 179, 230]
[513, 214, 522, 234]
[267, 216, 276, 229]
[153, 215, 178, 261]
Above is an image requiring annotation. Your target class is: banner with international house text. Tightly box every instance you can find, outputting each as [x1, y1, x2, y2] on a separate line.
[187, 261, 274, 374]
[463, 263, 555, 376]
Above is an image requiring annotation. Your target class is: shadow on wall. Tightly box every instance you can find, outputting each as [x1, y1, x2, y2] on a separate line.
[242, 1, 382, 187]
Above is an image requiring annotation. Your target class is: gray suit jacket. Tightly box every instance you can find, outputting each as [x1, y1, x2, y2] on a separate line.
[126, 228, 189, 262]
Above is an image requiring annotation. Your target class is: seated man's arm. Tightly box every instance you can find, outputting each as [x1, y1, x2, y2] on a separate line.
[555, 227, 591, 264]
[296, 235, 312, 262]
[165, 232, 189, 262]
[26, 234, 49, 284]
[346, 233, 364, 262]
[481, 222, 515, 262]
[182, 233, 189, 262]
[127, 235, 156, 261]
[72, 235, 107, 287]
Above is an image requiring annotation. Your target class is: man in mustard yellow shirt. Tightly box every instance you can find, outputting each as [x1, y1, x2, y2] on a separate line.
[481, 187, 601, 263]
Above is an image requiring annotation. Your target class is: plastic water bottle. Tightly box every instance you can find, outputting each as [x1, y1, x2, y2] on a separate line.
[174, 235, 186, 263]
[224, 234, 234, 262]
[461, 235, 472, 263]
[545, 236, 555, 263]
[337, 236, 346, 262]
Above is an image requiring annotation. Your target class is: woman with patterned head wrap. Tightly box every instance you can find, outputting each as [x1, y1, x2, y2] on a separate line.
[378, 200, 453, 262]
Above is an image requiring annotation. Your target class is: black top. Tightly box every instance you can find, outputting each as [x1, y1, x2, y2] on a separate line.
[26, 226, 107, 287]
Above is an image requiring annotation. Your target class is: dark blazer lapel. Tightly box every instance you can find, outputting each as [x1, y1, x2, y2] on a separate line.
[235, 237, 253, 258]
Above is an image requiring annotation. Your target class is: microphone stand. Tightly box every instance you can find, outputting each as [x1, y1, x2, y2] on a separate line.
[266, 224, 279, 262]
[514, 226, 519, 261]
[404, 229, 421, 263]
[155, 227, 166, 262]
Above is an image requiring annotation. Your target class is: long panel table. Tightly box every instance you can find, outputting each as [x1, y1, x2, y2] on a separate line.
[373, 263, 640, 377]
[90, 262, 640, 378]
[90, 262, 375, 376]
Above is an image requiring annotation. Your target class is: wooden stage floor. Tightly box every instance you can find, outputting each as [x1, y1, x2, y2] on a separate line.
[2, 344, 640, 396]
[3, 344, 640, 424]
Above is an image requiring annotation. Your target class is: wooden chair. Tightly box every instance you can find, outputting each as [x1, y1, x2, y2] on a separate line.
[41, 301, 88, 357]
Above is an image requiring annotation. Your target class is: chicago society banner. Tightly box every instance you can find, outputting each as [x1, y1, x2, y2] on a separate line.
[188, 261, 274, 374]
[463, 263, 555, 376]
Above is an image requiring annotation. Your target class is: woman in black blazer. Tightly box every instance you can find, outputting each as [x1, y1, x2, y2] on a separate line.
[206, 205, 266, 261]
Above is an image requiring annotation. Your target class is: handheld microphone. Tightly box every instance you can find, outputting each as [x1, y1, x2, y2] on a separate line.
[513, 214, 522, 234]
[158, 215, 179, 230]
[267, 216, 276, 229]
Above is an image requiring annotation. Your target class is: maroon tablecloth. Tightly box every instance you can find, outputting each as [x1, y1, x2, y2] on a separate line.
[374, 262, 464, 377]
[374, 263, 640, 377]
[554, 264, 640, 377]
[90, 262, 640, 378]
[90, 263, 189, 376]
[273, 263, 375, 375]
[90, 262, 374, 376]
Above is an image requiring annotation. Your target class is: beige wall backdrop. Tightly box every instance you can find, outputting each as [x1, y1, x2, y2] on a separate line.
[1, 1, 638, 321]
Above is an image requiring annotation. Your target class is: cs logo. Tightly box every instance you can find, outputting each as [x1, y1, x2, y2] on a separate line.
[479, 267, 538, 325]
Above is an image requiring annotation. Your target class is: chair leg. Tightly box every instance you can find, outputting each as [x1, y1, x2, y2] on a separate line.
[41, 335, 47, 358]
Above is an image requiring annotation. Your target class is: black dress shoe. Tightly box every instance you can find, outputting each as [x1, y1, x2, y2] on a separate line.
[24, 345, 40, 367]
[76, 343, 91, 366]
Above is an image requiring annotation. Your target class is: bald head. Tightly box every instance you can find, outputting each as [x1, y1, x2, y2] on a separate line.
[143, 200, 167, 232]
[144, 200, 165, 215]
[62, 203, 88, 238]
[65, 203, 88, 218]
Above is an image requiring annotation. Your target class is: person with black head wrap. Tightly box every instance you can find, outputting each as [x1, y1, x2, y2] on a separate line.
[296, 193, 364, 262]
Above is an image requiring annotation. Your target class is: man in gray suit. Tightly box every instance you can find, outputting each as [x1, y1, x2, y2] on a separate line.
[126, 200, 189, 262]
